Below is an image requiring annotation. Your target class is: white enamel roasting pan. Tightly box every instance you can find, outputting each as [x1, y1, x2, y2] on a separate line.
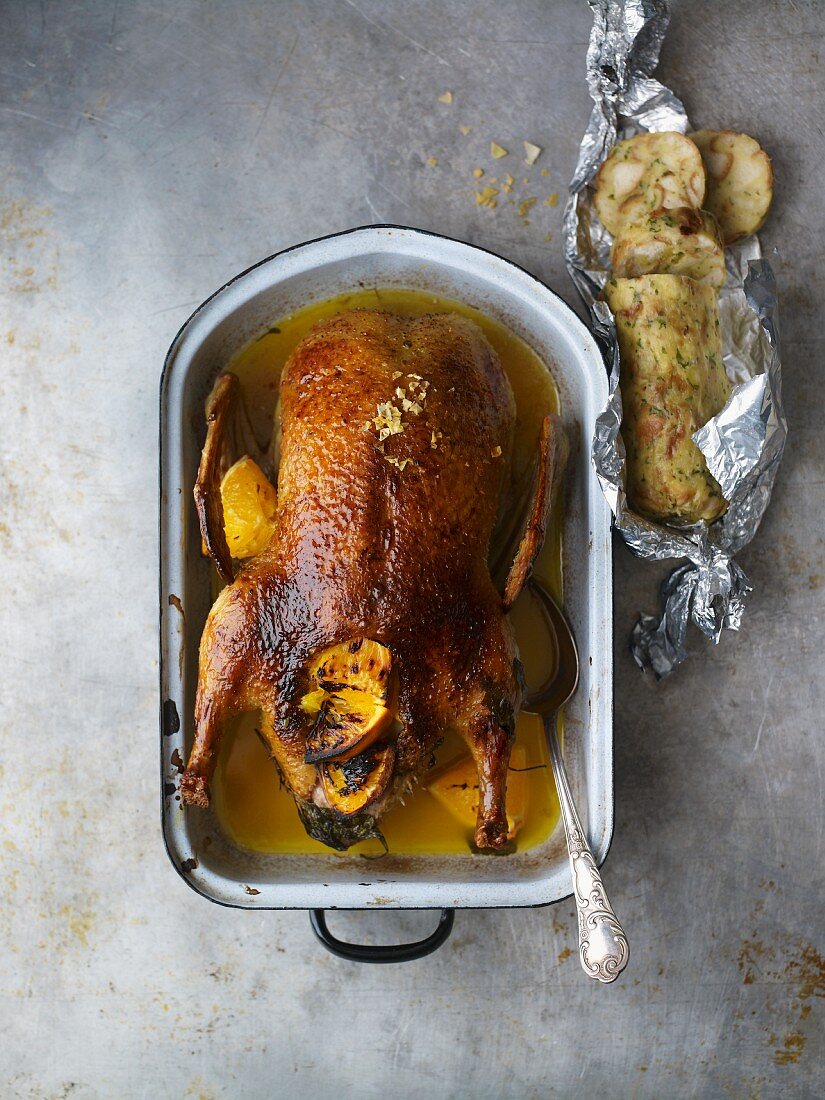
[159, 226, 612, 958]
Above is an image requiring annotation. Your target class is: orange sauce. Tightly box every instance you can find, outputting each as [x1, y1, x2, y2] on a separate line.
[212, 288, 563, 857]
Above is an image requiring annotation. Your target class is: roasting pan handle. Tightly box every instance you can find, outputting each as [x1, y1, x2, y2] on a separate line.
[309, 908, 454, 963]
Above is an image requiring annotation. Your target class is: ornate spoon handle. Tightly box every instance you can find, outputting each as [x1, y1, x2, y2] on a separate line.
[545, 714, 630, 983]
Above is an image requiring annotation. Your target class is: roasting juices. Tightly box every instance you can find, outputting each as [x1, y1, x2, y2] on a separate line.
[212, 288, 563, 856]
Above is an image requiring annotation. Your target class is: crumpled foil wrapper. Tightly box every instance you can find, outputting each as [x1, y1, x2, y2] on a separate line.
[563, 0, 787, 677]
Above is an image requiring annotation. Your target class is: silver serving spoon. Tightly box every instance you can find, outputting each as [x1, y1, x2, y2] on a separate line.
[525, 580, 629, 984]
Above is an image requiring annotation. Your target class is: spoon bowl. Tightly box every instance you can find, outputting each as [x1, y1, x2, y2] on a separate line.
[524, 581, 579, 715]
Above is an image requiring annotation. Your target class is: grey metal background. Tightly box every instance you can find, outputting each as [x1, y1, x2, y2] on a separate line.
[0, 1, 822, 1097]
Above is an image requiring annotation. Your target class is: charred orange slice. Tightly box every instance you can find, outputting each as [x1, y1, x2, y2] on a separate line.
[220, 456, 278, 559]
[320, 744, 396, 817]
[315, 638, 393, 704]
[426, 745, 528, 839]
[305, 688, 393, 764]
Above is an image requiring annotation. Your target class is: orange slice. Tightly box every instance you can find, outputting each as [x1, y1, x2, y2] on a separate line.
[305, 688, 393, 764]
[220, 456, 277, 559]
[314, 638, 393, 704]
[321, 744, 396, 817]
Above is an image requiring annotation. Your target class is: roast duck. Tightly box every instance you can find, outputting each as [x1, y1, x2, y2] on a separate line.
[181, 309, 566, 851]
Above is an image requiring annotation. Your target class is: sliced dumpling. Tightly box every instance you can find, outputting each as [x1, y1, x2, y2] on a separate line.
[688, 130, 772, 244]
[594, 131, 706, 236]
[611, 207, 726, 287]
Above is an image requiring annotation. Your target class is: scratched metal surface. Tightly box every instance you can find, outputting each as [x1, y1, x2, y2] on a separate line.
[0, 1, 822, 1097]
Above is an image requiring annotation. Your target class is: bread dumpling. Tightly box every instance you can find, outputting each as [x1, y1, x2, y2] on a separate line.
[611, 207, 726, 288]
[689, 130, 773, 244]
[604, 274, 732, 524]
[594, 131, 706, 236]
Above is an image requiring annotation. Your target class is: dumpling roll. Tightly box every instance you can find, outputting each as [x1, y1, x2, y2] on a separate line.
[604, 274, 732, 523]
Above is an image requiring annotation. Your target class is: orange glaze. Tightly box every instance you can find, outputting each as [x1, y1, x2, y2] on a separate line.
[212, 288, 563, 857]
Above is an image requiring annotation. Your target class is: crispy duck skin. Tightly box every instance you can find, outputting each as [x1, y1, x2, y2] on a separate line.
[182, 309, 561, 850]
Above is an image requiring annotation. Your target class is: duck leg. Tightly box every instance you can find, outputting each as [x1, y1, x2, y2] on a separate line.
[181, 684, 237, 808]
[466, 714, 515, 850]
[450, 648, 520, 852]
[503, 413, 568, 609]
[181, 583, 258, 807]
[452, 416, 567, 849]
